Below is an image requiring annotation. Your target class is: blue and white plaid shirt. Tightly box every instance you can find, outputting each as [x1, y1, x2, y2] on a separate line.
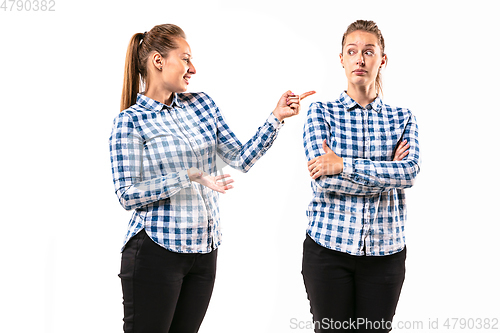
[110, 93, 283, 253]
[303, 92, 420, 256]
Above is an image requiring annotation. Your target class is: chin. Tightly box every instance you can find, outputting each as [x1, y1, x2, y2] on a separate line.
[175, 86, 188, 93]
[351, 78, 370, 86]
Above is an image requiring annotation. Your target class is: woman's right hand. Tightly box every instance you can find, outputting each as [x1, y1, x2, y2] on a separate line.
[273, 90, 316, 122]
[393, 140, 410, 161]
[188, 167, 234, 194]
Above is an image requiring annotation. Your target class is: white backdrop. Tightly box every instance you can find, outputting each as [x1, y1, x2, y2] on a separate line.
[1, 0, 499, 332]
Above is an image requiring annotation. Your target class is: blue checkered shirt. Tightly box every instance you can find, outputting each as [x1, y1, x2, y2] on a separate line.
[110, 93, 283, 253]
[303, 92, 420, 256]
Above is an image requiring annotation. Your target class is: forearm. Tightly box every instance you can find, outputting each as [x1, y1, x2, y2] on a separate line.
[114, 170, 191, 210]
[218, 113, 283, 173]
[341, 157, 420, 190]
[313, 173, 383, 195]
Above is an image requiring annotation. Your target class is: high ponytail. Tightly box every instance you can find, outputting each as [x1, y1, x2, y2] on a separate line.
[121, 33, 144, 111]
[120, 24, 186, 112]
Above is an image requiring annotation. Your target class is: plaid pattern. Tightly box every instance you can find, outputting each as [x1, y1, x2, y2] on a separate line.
[110, 93, 283, 253]
[303, 92, 420, 256]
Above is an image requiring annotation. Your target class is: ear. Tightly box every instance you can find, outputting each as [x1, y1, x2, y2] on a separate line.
[380, 53, 387, 68]
[151, 52, 164, 71]
[339, 53, 344, 68]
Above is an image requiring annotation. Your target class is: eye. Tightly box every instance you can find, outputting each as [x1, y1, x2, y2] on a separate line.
[347, 50, 356, 56]
[365, 50, 374, 56]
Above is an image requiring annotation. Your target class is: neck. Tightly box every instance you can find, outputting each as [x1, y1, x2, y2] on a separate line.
[144, 85, 174, 106]
[346, 83, 378, 108]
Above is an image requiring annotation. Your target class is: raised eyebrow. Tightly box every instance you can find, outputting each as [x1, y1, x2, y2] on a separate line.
[346, 43, 376, 48]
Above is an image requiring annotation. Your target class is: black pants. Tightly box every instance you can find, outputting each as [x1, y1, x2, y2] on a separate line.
[119, 230, 217, 333]
[302, 234, 406, 332]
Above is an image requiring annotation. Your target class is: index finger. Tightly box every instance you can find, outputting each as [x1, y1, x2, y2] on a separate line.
[215, 174, 232, 181]
[299, 91, 316, 100]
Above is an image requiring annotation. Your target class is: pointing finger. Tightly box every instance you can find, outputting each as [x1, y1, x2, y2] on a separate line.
[299, 91, 316, 100]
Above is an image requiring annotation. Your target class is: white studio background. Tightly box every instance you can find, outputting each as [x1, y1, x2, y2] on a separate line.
[0, 0, 498, 332]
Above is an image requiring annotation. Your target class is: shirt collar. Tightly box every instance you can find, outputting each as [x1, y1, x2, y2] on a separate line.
[136, 93, 183, 112]
[339, 91, 383, 113]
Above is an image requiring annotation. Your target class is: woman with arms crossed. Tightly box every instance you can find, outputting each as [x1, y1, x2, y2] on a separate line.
[302, 20, 420, 332]
[109, 24, 314, 333]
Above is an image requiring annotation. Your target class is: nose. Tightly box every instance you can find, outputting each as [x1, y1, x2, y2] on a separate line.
[356, 53, 365, 66]
[188, 61, 196, 74]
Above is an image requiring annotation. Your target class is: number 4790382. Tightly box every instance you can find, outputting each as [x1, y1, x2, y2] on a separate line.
[1, 0, 56, 11]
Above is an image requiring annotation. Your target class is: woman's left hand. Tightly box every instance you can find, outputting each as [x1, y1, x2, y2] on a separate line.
[188, 167, 234, 194]
[308, 139, 344, 179]
[273, 90, 316, 122]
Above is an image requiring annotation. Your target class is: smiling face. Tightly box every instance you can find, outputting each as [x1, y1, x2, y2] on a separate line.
[340, 30, 386, 91]
[161, 37, 196, 93]
[150, 37, 196, 96]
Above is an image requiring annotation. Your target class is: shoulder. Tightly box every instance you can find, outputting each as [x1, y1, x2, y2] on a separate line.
[177, 92, 217, 109]
[113, 105, 141, 125]
[111, 103, 158, 134]
[117, 103, 152, 120]
[110, 107, 140, 136]
[307, 99, 345, 116]
[381, 102, 416, 119]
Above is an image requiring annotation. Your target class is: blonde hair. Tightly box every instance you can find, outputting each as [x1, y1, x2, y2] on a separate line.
[120, 24, 186, 111]
[341, 20, 386, 96]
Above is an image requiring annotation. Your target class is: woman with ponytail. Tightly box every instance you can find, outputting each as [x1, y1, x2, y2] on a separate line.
[302, 20, 420, 332]
[109, 24, 314, 332]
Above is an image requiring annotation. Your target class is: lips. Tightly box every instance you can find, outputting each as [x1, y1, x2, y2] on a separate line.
[183, 75, 191, 84]
[353, 69, 367, 75]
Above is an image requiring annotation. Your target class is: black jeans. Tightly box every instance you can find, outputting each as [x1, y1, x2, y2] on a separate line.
[302, 234, 406, 332]
[119, 229, 217, 333]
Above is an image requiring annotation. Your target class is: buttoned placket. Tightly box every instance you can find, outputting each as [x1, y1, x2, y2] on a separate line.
[164, 104, 216, 250]
[361, 106, 372, 255]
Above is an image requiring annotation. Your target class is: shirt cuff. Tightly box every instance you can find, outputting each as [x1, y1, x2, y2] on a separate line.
[177, 169, 192, 188]
[267, 113, 284, 130]
[341, 157, 354, 177]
